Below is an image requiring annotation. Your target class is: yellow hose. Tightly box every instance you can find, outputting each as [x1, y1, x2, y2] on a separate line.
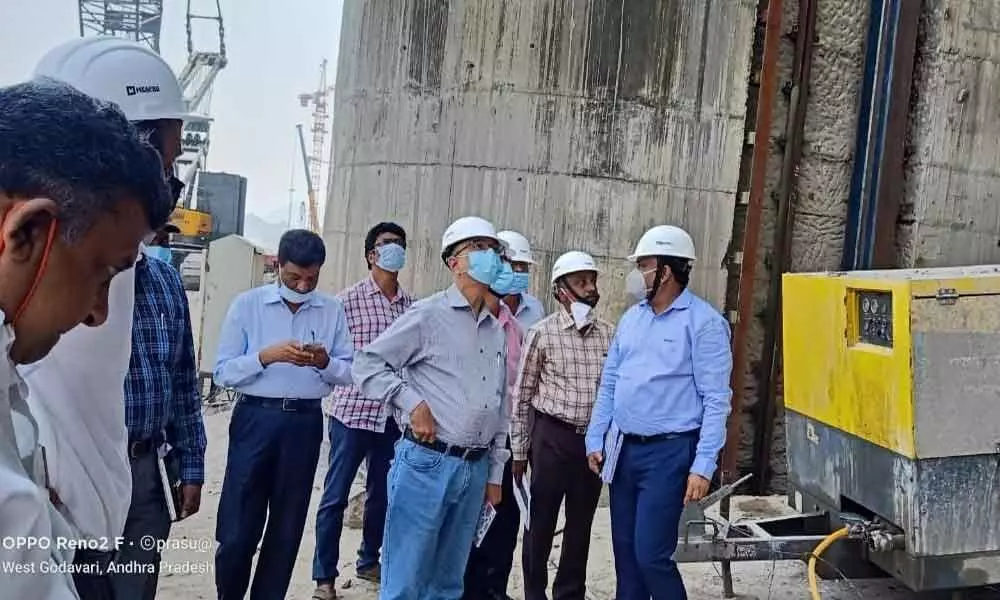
[807, 526, 850, 600]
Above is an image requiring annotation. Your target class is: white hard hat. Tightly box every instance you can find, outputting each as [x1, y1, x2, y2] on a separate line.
[33, 36, 196, 123]
[551, 251, 598, 283]
[627, 225, 697, 261]
[497, 231, 535, 264]
[441, 216, 501, 255]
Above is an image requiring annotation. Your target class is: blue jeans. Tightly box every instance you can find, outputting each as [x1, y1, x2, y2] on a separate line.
[214, 399, 324, 600]
[381, 438, 490, 600]
[313, 416, 399, 582]
[610, 435, 697, 600]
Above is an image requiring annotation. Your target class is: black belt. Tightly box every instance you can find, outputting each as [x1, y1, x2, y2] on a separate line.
[403, 428, 490, 461]
[127, 434, 163, 459]
[623, 429, 700, 444]
[240, 394, 322, 412]
[536, 411, 588, 435]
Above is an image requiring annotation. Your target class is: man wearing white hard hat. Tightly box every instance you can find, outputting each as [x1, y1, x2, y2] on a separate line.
[513, 251, 614, 600]
[353, 216, 510, 600]
[463, 229, 543, 600]
[20, 36, 205, 600]
[585, 225, 733, 600]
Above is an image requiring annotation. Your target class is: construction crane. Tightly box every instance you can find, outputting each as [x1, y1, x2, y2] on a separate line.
[79, 1, 163, 51]
[296, 124, 320, 233]
[76, 0, 226, 241]
[174, 0, 228, 211]
[297, 59, 334, 234]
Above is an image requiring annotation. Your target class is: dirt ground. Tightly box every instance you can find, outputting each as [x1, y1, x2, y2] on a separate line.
[154, 407, 990, 600]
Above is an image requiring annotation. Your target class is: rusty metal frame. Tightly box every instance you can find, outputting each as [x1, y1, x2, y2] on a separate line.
[720, 0, 784, 492]
[751, 0, 819, 495]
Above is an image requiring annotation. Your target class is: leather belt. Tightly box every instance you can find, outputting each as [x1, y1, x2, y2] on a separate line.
[403, 428, 490, 461]
[536, 411, 588, 435]
[127, 435, 162, 459]
[623, 429, 700, 444]
[240, 394, 322, 412]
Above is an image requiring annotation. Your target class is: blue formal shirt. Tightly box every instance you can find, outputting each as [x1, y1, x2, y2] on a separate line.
[213, 283, 354, 399]
[585, 288, 733, 480]
[512, 293, 546, 330]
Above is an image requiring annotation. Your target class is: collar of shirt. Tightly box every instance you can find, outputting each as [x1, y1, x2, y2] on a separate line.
[445, 284, 496, 324]
[639, 287, 694, 315]
[263, 282, 326, 310]
[362, 275, 409, 304]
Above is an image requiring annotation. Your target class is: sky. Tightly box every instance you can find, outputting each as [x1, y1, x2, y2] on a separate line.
[0, 0, 344, 232]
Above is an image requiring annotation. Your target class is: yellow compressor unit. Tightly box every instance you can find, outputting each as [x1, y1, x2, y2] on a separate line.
[782, 265, 1000, 591]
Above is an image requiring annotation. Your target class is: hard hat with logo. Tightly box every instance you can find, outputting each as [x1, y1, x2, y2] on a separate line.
[551, 251, 598, 283]
[497, 230, 535, 264]
[627, 225, 696, 261]
[33, 36, 197, 123]
[440, 216, 502, 255]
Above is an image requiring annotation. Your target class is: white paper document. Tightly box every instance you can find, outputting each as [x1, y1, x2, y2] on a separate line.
[513, 474, 531, 531]
[600, 421, 624, 484]
[474, 502, 497, 548]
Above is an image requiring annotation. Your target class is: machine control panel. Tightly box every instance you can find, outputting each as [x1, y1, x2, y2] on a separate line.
[856, 290, 893, 347]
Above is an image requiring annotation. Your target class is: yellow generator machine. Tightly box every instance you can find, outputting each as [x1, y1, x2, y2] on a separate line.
[674, 266, 1000, 597]
[168, 206, 213, 239]
[782, 266, 1000, 592]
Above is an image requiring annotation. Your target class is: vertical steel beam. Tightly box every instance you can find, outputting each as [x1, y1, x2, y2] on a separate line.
[843, 0, 920, 270]
[719, 0, 785, 593]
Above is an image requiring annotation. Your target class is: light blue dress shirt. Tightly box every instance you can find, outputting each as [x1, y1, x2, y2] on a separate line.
[585, 288, 733, 480]
[512, 293, 546, 330]
[352, 285, 510, 484]
[213, 283, 354, 399]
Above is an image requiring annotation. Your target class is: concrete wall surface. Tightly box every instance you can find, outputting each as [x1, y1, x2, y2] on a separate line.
[323, 0, 757, 316]
[898, 0, 1000, 268]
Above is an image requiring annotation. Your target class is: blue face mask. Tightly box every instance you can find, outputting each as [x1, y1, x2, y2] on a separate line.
[465, 249, 503, 286]
[142, 245, 172, 263]
[278, 281, 315, 304]
[375, 243, 406, 272]
[510, 272, 530, 295]
[491, 262, 516, 296]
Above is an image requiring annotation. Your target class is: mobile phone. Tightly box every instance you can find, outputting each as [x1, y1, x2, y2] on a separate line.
[302, 343, 325, 353]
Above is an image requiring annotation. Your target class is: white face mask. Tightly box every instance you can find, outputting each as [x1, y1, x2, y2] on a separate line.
[570, 302, 593, 330]
[626, 268, 656, 302]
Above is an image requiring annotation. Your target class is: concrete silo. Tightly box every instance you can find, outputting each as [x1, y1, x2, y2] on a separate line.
[323, 0, 757, 315]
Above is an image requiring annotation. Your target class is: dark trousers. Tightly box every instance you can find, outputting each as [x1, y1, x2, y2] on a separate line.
[111, 451, 173, 600]
[215, 398, 324, 600]
[522, 413, 602, 600]
[312, 416, 399, 582]
[73, 550, 116, 600]
[610, 435, 697, 600]
[462, 436, 519, 600]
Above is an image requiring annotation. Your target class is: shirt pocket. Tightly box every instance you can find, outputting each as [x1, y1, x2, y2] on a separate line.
[656, 335, 693, 376]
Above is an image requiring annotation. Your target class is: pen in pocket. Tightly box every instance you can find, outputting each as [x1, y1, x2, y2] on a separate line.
[160, 312, 165, 329]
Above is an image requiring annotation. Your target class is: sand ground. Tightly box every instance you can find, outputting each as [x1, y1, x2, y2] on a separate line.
[154, 406, 992, 600]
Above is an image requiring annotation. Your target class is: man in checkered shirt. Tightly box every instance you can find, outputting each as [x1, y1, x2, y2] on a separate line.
[312, 222, 413, 600]
[512, 251, 614, 600]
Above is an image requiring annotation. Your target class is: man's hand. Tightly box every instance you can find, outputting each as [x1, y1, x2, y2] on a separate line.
[302, 344, 330, 369]
[512, 460, 528, 481]
[485, 483, 502, 506]
[179, 484, 202, 520]
[587, 451, 603, 475]
[410, 401, 436, 443]
[259, 341, 312, 366]
[684, 474, 711, 505]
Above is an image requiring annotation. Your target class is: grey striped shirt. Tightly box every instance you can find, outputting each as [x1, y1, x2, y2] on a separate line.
[352, 284, 510, 484]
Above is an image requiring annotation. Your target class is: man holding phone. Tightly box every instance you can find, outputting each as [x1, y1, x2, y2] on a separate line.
[213, 229, 355, 600]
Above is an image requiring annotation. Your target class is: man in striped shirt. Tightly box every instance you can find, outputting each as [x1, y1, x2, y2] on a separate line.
[512, 251, 613, 600]
[312, 222, 413, 600]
